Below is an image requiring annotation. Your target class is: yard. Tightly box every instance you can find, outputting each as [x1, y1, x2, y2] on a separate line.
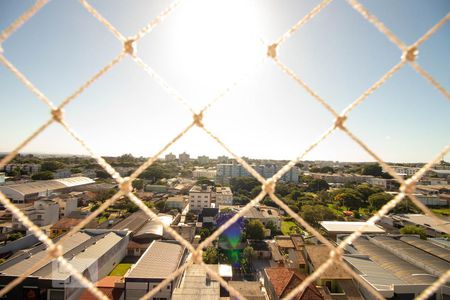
[432, 208, 450, 216]
[109, 263, 133, 276]
[281, 220, 301, 235]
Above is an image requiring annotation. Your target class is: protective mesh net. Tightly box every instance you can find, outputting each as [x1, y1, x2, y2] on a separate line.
[0, 1, 449, 299]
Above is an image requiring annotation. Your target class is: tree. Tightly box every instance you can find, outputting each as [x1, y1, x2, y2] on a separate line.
[334, 192, 363, 210]
[356, 183, 382, 201]
[230, 177, 260, 193]
[132, 179, 144, 191]
[196, 177, 215, 186]
[31, 171, 54, 180]
[400, 225, 427, 239]
[155, 200, 166, 212]
[245, 220, 265, 240]
[203, 247, 218, 264]
[96, 170, 110, 179]
[306, 179, 329, 192]
[199, 228, 211, 241]
[368, 192, 393, 210]
[41, 161, 65, 172]
[265, 220, 278, 236]
[8, 232, 24, 241]
[139, 165, 170, 183]
[361, 164, 383, 177]
[243, 246, 256, 261]
[300, 205, 336, 226]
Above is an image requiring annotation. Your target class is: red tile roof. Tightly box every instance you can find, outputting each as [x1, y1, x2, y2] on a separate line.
[50, 217, 83, 229]
[265, 267, 323, 300]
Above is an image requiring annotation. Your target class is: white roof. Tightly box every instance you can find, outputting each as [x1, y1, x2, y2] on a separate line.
[320, 221, 385, 233]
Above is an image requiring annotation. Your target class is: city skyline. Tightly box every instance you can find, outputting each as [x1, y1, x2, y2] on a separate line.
[1, 0, 449, 163]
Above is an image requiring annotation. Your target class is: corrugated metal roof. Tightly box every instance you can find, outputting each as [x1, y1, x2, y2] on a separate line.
[34, 232, 123, 280]
[126, 241, 184, 279]
[352, 237, 436, 284]
[0, 177, 94, 196]
[0, 232, 91, 277]
[112, 210, 148, 232]
[133, 214, 173, 241]
[344, 255, 405, 291]
[370, 236, 450, 277]
[400, 236, 450, 262]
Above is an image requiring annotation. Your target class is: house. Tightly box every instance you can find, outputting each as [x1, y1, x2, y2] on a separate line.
[50, 217, 95, 238]
[199, 208, 219, 225]
[124, 240, 185, 299]
[0, 230, 130, 300]
[263, 267, 324, 300]
[247, 240, 271, 259]
[303, 245, 362, 299]
[12, 199, 59, 231]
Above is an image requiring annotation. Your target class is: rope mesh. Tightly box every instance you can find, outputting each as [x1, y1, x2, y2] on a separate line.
[0, 0, 449, 299]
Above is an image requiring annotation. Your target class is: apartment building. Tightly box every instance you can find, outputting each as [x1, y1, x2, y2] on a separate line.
[214, 186, 233, 205]
[189, 185, 212, 211]
[192, 167, 216, 179]
[179, 152, 190, 164]
[165, 152, 177, 161]
[197, 155, 210, 165]
[216, 163, 299, 184]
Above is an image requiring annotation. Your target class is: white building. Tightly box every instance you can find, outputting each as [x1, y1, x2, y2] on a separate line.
[54, 169, 72, 179]
[192, 167, 216, 179]
[216, 163, 299, 184]
[4, 164, 41, 175]
[389, 166, 420, 177]
[189, 185, 212, 211]
[53, 196, 78, 217]
[214, 187, 233, 205]
[12, 200, 59, 231]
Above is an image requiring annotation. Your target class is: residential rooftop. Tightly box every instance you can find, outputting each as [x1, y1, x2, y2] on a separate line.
[304, 245, 352, 280]
[319, 221, 385, 234]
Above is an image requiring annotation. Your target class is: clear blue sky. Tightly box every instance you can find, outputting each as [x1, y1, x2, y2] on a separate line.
[1, 0, 449, 163]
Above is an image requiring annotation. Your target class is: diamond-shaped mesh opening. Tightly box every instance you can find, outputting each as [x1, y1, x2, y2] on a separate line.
[0, 1, 449, 299]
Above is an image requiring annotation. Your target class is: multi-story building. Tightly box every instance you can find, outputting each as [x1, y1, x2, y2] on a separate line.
[4, 163, 41, 175]
[192, 167, 216, 179]
[214, 187, 233, 205]
[389, 165, 421, 177]
[197, 155, 210, 165]
[179, 152, 190, 164]
[188, 184, 212, 211]
[165, 152, 176, 161]
[216, 163, 299, 184]
[217, 155, 229, 163]
[12, 199, 59, 231]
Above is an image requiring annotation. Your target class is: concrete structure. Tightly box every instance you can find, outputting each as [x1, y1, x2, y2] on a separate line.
[189, 185, 213, 211]
[4, 163, 41, 175]
[133, 214, 173, 243]
[192, 167, 216, 179]
[309, 173, 395, 189]
[166, 196, 186, 209]
[53, 196, 78, 217]
[54, 169, 71, 179]
[228, 281, 266, 300]
[197, 155, 210, 165]
[216, 163, 299, 184]
[217, 156, 229, 163]
[0, 229, 130, 300]
[389, 166, 421, 177]
[12, 199, 59, 231]
[0, 172, 5, 185]
[214, 187, 233, 205]
[179, 152, 190, 164]
[319, 221, 385, 240]
[165, 153, 176, 161]
[124, 240, 185, 299]
[0, 177, 95, 203]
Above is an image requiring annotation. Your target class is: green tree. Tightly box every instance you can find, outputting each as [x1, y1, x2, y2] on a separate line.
[203, 247, 218, 264]
[243, 246, 256, 261]
[245, 220, 265, 240]
[196, 177, 215, 186]
[155, 200, 166, 212]
[361, 164, 383, 177]
[300, 205, 336, 226]
[31, 171, 54, 180]
[306, 179, 329, 192]
[334, 191, 363, 210]
[199, 227, 211, 241]
[96, 170, 110, 179]
[139, 165, 170, 183]
[400, 225, 427, 239]
[230, 177, 260, 193]
[132, 179, 144, 191]
[41, 161, 65, 172]
[368, 192, 393, 210]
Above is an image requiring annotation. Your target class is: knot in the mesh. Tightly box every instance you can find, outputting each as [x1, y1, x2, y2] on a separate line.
[193, 112, 204, 127]
[402, 46, 418, 62]
[51, 108, 64, 123]
[124, 38, 137, 56]
[193, 249, 203, 264]
[400, 178, 416, 195]
[48, 244, 63, 258]
[334, 115, 347, 129]
[267, 43, 278, 58]
[119, 177, 133, 194]
[329, 248, 343, 262]
[262, 179, 276, 194]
